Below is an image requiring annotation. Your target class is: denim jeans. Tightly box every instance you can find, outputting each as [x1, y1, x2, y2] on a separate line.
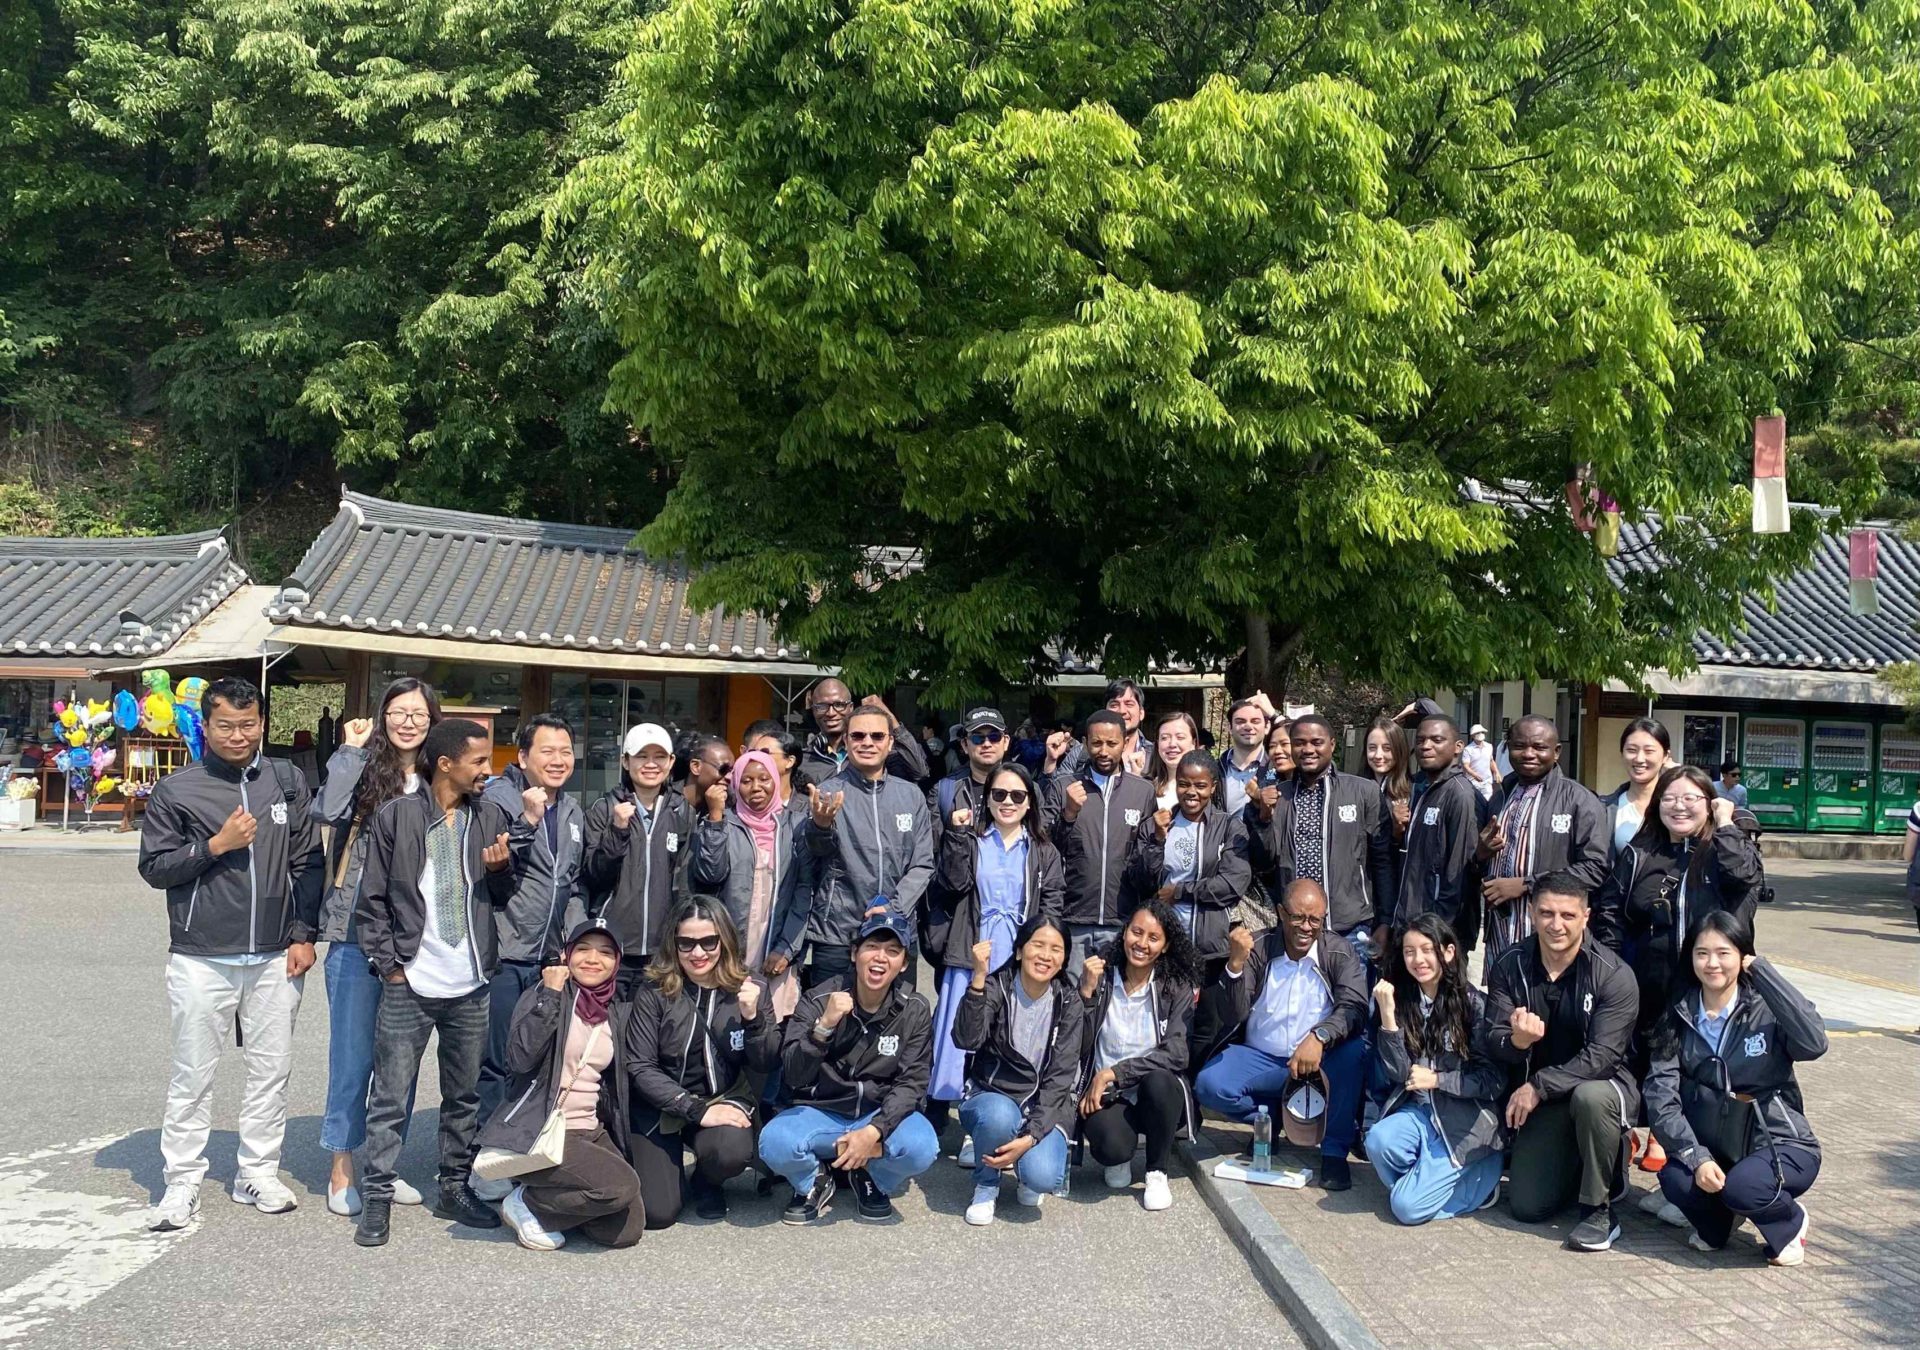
[959, 1091, 1069, 1194]
[757, 1106, 939, 1197]
[320, 941, 413, 1154]
[476, 959, 543, 1130]
[1194, 1035, 1367, 1158]
[361, 979, 488, 1201]
[1366, 1106, 1501, 1224]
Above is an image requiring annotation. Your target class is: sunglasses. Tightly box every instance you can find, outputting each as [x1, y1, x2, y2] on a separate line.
[968, 729, 1006, 745]
[846, 730, 889, 744]
[988, 787, 1029, 805]
[676, 934, 722, 954]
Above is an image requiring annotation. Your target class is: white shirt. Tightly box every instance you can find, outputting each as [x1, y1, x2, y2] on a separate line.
[1095, 973, 1161, 1072]
[406, 811, 484, 999]
[1242, 944, 1333, 1060]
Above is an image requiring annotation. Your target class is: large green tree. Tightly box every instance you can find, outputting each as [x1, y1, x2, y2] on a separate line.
[563, 0, 1920, 700]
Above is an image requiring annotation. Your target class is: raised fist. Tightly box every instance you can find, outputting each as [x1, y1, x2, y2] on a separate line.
[521, 785, 548, 825]
[541, 964, 569, 991]
[1227, 924, 1255, 972]
[209, 806, 257, 857]
[1063, 780, 1088, 820]
[342, 718, 374, 748]
[970, 940, 994, 974]
[1153, 807, 1172, 839]
[950, 807, 973, 830]
[736, 979, 762, 1022]
[703, 780, 728, 821]
[1372, 977, 1395, 1012]
[820, 990, 856, 1030]
[612, 799, 637, 829]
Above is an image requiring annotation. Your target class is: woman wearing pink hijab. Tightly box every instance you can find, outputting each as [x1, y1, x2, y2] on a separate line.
[689, 749, 812, 1020]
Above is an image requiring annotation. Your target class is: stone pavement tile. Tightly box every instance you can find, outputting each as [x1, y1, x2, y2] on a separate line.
[1206, 1033, 1919, 1350]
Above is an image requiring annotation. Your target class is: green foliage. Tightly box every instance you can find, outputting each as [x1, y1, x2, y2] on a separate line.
[563, 0, 1920, 700]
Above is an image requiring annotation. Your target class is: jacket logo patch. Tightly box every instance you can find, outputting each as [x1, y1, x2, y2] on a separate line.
[1743, 1032, 1767, 1057]
[877, 1034, 900, 1056]
[729, 1028, 745, 1052]
[1423, 807, 1440, 826]
[269, 803, 288, 826]
[1583, 993, 1594, 1014]
[1338, 804, 1357, 824]
[895, 813, 913, 833]
[1124, 809, 1142, 827]
[570, 822, 581, 844]
[665, 832, 679, 853]
[1550, 813, 1571, 834]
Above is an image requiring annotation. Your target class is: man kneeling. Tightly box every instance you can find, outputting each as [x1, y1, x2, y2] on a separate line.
[760, 915, 938, 1223]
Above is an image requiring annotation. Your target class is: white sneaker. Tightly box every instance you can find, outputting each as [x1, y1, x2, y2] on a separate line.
[392, 1177, 425, 1206]
[1142, 1170, 1172, 1212]
[1104, 1162, 1133, 1190]
[1638, 1187, 1669, 1216]
[149, 1183, 199, 1232]
[327, 1183, 362, 1217]
[1654, 1200, 1689, 1228]
[1015, 1184, 1046, 1208]
[468, 1174, 511, 1204]
[231, 1175, 298, 1214]
[964, 1182, 998, 1226]
[1769, 1208, 1809, 1267]
[955, 1137, 976, 1167]
[502, 1185, 565, 1251]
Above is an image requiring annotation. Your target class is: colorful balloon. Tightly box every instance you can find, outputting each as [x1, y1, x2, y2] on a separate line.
[113, 690, 141, 730]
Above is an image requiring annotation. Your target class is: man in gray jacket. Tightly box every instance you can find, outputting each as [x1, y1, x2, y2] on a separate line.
[138, 677, 323, 1231]
[805, 706, 934, 988]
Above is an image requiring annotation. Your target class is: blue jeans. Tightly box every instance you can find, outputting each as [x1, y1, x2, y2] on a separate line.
[1366, 1107, 1501, 1224]
[758, 1106, 939, 1197]
[1193, 1035, 1366, 1158]
[476, 959, 543, 1129]
[959, 1091, 1068, 1194]
[321, 942, 414, 1154]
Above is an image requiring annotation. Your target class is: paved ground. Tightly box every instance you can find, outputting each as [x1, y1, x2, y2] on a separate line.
[1215, 856, 1920, 1350]
[0, 850, 1295, 1350]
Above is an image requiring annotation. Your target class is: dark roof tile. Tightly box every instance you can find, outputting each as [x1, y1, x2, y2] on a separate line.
[0, 530, 246, 657]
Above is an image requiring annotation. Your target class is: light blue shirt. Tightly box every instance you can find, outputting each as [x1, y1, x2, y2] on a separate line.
[1165, 815, 1202, 936]
[976, 828, 1030, 969]
[1220, 751, 1264, 815]
[1697, 996, 1736, 1056]
[1090, 771, 1111, 795]
[1242, 944, 1332, 1060]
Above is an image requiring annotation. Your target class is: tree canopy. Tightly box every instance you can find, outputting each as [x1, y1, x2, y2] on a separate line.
[562, 0, 1920, 700]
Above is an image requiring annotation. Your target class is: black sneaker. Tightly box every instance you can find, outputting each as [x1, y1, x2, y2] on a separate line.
[1567, 1203, 1620, 1252]
[1348, 1138, 1370, 1163]
[782, 1169, 837, 1225]
[756, 1174, 781, 1199]
[1319, 1155, 1353, 1192]
[848, 1167, 896, 1222]
[431, 1183, 502, 1230]
[353, 1196, 391, 1247]
[691, 1179, 728, 1221]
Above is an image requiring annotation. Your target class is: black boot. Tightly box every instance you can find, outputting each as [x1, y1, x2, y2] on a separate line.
[353, 1197, 391, 1247]
[432, 1182, 502, 1229]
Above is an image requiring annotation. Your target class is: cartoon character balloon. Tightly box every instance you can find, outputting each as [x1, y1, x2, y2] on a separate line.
[173, 676, 208, 761]
[139, 669, 177, 739]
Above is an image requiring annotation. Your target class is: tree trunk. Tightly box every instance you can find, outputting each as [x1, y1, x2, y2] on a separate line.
[1242, 612, 1303, 701]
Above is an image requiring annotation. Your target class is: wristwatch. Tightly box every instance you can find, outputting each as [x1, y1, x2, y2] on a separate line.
[1312, 1027, 1332, 1046]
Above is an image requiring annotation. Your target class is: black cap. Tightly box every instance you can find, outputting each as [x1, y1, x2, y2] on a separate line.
[562, 917, 623, 958]
[964, 707, 1007, 733]
[854, 912, 911, 948]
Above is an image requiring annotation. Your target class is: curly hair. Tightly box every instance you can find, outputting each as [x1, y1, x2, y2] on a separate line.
[353, 678, 442, 823]
[1385, 913, 1473, 1062]
[1097, 898, 1203, 992]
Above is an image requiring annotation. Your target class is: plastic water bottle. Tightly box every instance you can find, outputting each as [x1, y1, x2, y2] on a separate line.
[1252, 1105, 1273, 1174]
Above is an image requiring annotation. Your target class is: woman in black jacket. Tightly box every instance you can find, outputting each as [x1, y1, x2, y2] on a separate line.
[953, 914, 1085, 1226]
[1126, 750, 1252, 977]
[1076, 899, 1199, 1213]
[1646, 910, 1827, 1266]
[624, 896, 780, 1223]
[479, 919, 644, 1252]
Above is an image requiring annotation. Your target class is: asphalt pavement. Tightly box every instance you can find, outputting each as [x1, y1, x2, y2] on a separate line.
[0, 850, 1296, 1349]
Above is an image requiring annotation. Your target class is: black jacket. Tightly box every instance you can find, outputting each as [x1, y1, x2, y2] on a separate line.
[1192, 928, 1369, 1068]
[1375, 986, 1507, 1167]
[1645, 957, 1827, 1168]
[1245, 769, 1396, 934]
[952, 968, 1086, 1142]
[579, 788, 695, 958]
[139, 752, 324, 958]
[623, 979, 782, 1130]
[476, 984, 633, 1161]
[1480, 932, 1641, 1119]
[779, 976, 932, 1138]
[1486, 768, 1610, 892]
[1124, 805, 1251, 960]
[1077, 968, 1197, 1140]
[1041, 766, 1157, 928]
[933, 826, 1065, 971]
[689, 804, 814, 964]
[796, 730, 929, 794]
[353, 792, 517, 981]
[1395, 763, 1483, 931]
[1593, 826, 1764, 1016]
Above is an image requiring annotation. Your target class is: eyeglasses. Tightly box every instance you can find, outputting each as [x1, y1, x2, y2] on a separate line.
[968, 730, 1005, 745]
[988, 788, 1029, 805]
[811, 700, 853, 715]
[1660, 793, 1709, 808]
[846, 730, 888, 744]
[676, 935, 722, 954]
[1283, 912, 1325, 931]
[385, 709, 431, 726]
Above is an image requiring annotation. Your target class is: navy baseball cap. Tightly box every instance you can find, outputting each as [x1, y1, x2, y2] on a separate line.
[855, 912, 911, 948]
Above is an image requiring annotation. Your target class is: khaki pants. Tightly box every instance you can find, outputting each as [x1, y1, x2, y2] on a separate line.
[521, 1126, 646, 1248]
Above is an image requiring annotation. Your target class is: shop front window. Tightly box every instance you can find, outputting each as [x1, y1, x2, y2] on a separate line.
[550, 674, 704, 801]
[369, 658, 522, 750]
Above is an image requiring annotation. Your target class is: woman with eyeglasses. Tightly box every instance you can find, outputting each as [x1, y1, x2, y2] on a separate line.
[1644, 909, 1827, 1266]
[623, 897, 780, 1223]
[927, 764, 1064, 1143]
[1149, 712, 1201, 811]
[316, 677, 440, 1216]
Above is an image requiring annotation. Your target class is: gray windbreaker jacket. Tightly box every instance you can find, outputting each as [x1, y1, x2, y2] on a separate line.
[804, 769, 935, 947]
[481, 766, 585, 965]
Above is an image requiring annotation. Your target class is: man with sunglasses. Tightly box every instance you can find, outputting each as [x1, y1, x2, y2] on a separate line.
[922, 708, 1012, 968]
[804, 706, 935, 989]
[795, 677, 929, 792]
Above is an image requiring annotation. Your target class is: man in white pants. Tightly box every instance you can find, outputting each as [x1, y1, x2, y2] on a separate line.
[137, 677, 323, 1230]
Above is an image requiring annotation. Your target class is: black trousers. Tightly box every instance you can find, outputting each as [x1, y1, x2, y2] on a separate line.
[521, 1125, 646, 1247]
[1081, 1069, 1185, 1173]
[629, 1121, 756, 1229]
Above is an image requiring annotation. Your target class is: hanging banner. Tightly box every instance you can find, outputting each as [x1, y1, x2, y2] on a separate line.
[1752, 414, 1789, 534]
[1849, 528, 1880, 616]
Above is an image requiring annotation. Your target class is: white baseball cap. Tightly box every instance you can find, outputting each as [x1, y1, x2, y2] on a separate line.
[622, 723, 673, 757]
[1469, 724, 1488, 737]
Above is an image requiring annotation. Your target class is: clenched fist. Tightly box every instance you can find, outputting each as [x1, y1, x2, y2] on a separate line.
[1079, 954, 1106, 1002]
[736, 979, 762, 1022]
[1152, 807, 1172, 839]
[970, 940, 994, 978]
[541, 964, 570, 991]
[1255, 782, 1280, 822]
[949, 807, 973, 830]
[1226, 924, 1255, 974]
[209, 805, 257, 857]
[521, 785, 548, 826]
[342, 717, 374, 749]
[1063, 780, 1088, 821]
[1044, 731, 1073, 771]
[611, 799, 637, 830]
[704, 780, 728, 822]
[819, 990, 856, 1031]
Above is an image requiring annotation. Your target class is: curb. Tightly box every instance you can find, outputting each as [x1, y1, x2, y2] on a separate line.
[1178, 1137, 1384, 1350]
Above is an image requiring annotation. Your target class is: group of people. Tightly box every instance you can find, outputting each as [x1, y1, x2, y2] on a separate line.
[136, 674, 1827, 1268]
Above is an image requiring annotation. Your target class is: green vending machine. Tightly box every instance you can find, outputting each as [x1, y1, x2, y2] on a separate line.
[1808, 720, 1873, 833]
[1873, 724, 1920, 835]
[1742, 717, 1807, 832]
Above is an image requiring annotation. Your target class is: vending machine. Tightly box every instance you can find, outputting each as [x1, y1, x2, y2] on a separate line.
[1873, 724, 1920, 835]
[1741, 717, 1807, 832]
[1808, 720, 1873, 833]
